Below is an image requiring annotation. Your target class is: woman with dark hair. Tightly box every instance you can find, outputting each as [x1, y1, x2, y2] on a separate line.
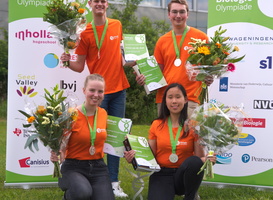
[125, 83, 216, 200]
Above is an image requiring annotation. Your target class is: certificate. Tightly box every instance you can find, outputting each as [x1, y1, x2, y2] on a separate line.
[123, 34, 149, 61]
[104, 116, 132, 157]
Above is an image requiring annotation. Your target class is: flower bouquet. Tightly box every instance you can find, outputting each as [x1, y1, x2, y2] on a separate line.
[18, 84, 78, 178]
[43, 0, 86, 66]
[186, 26, 245, 104]
[187, 102, 244, 179]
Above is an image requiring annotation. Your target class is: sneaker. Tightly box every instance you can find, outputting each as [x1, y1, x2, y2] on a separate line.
[112, 181, 128, 198]
[194, 192, 201, 200]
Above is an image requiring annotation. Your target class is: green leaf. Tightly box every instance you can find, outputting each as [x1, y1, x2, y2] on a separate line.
[18, 110, 31, 118]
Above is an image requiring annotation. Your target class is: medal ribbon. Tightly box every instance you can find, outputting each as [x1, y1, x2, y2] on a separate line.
[91, 19, 109, 58]
[82, 104, 98, 147]
[168, 117, 182, 154]
[172, 26, 188, 59]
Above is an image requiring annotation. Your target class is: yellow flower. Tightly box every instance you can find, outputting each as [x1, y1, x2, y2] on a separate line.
[71, 2, 80, 8]
[197, 46, 210, 55]
[78, 8, 85, 14]
[42, 117, 50, 125]
[69, 108, 78, 121]
[215, 43, 221, 48]
[233, 46, 239, 51]
[37, 105, 46, 115]
[67, 41, 76, 49]
[27, 116, 36, 123]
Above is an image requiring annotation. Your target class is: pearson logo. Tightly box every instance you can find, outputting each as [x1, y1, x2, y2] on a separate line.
[241, 154, 273, 164]
[253, 100, 273, 109]
[241, 154, 250, 163]
[19, 157, 50, 168]
[219, 77, 228, 92]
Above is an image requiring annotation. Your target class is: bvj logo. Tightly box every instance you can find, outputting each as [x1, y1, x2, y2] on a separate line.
[219, 77, 228, 92]
[242, 154, 251, 163]
[60, 80, 77, 92]
[18, 157, 50, 168]
[216, 153, 232, 165]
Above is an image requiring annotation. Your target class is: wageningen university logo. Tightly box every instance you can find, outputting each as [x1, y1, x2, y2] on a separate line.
[241, 154, 273, 164]
[19, 157, 50, 168]
[253, 100, 273, 110]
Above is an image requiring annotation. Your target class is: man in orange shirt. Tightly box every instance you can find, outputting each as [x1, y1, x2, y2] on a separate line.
[136, 0, 213, 117]
[60, 0, 132, 197]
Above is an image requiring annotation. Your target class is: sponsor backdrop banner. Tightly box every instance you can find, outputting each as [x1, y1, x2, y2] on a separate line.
[208, 0, 273, 187]
[6, 0, 90, 187]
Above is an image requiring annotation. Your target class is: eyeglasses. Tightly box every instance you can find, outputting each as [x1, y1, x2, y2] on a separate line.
[93, 0, 107, 4]
[170, 10, 187, 15]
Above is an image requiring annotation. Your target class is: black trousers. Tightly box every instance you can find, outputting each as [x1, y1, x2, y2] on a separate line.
[148, 156, 204, 200]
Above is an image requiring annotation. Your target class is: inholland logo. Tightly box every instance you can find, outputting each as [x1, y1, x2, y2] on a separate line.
[15, 29, 52, 41]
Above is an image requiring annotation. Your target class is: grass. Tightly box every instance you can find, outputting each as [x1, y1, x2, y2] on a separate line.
[1, 121, 273, 199]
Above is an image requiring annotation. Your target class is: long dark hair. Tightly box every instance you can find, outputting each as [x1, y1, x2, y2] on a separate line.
[157, 83, 189, 137]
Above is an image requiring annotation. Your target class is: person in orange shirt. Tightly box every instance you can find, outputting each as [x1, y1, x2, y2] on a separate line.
[60, 0, 133, 197]
[136, 0, 213, 117]
[51, 74, 114, 200]
[124, 83, 216, 200]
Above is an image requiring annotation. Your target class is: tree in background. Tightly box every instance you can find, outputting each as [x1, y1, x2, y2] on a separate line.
[109, 0, 170, 124]
[0, 28, 8, 101]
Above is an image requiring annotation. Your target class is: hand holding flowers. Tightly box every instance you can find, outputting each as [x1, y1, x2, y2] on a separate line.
[187, 102, 243, 179]
[18, 84, 78, 178]
[43, 0, 87, 66]
[186, 26, 245, 104]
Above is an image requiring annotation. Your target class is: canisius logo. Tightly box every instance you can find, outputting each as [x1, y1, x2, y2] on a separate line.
[18, 157, 50, 168]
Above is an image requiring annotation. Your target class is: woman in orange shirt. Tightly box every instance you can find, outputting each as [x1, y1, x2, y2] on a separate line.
[51, 74, 114, 200]
[125, 83, 216, 200]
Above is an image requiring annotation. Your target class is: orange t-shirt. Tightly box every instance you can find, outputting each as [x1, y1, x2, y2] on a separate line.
[65, 107, 107, 160]
[75, 18, 130, 94]
[154, 27, 208, 103]
[149, 119, 198, 168]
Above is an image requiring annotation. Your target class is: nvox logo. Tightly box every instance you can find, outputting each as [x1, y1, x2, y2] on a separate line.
[15, 29, 52, 41]
[253, 100, 273, 110]
[19, 157, 50, 168]
[216, 152, 232, 165]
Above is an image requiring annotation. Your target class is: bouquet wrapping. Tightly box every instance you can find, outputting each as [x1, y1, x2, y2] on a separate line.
[18, 85, 78, 178]
[44, 0, 86, 66]
[187, 102, 244, 179]
[186, 26, 245, 104]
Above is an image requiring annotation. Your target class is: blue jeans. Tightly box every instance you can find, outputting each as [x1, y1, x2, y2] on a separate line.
[100, 90, 126, 182]
[59, 159, 115, 200]
[148, 156, 204, 200]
